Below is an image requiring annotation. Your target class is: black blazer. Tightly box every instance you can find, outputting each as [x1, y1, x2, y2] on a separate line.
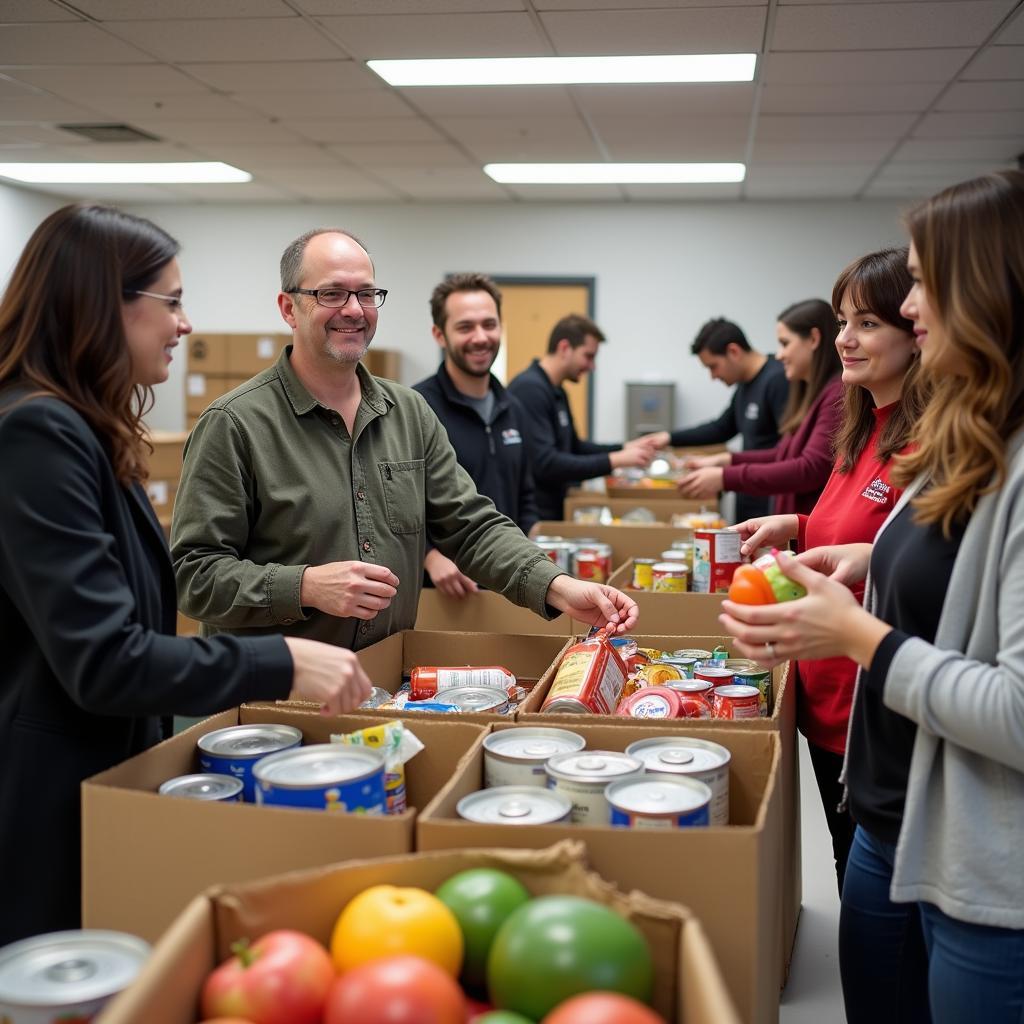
[0, 391, 292, 944]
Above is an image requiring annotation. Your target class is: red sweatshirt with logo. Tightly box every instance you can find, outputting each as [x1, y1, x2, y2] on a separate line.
[795, 404, 905, 753]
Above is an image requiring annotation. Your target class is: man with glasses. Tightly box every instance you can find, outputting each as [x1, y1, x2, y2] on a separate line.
[413, 272, 538, 599]
[171, 229, 638, 650]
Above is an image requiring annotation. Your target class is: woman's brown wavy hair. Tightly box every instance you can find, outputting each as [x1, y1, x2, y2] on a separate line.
[892, 170, 1024, 536]
[776, 298, 842, 435]
[0, 203, 179, 485]
[831, 247, 930, 473]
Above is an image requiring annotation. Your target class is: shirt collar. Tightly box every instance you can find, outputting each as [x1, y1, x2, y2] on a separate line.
[276, 344, 393, 417]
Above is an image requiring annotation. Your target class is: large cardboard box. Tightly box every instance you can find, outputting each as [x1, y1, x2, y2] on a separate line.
[415, 587, 573, 635]
[98, 841, 741, 1024]
[82, 706, 487, 942]
[417, 726, 782, 1024]
[564, 494, 718, 523]
[225, 332, 289, 376]
[185, 333, 228, 375]
[363, 346, 402, 380]
[608, 558, 726, 632]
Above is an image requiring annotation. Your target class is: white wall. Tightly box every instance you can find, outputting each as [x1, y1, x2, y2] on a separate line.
[0, 182, 63, 291]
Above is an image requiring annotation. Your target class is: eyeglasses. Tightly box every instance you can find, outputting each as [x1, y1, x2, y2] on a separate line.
[288, 287, 388, 309]
[127, 289, 185, 313]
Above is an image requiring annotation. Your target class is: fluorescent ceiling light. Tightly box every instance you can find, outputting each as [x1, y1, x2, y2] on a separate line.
[485, 163, 746, 184]
[369, 54, 756, 87]
[0, 162, 252, 184]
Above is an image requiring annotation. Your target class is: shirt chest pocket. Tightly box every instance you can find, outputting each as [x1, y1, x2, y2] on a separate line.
[379, 459, 426, 535]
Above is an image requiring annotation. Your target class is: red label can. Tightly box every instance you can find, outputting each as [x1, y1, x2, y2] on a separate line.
[693, 666, 735, 688]
[410, 665, 516, 701]
[711, 684, 761, 720]
[692, 528, 744, 594]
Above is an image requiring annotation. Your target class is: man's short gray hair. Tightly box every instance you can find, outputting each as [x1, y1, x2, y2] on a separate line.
[279, 227, 371, 292]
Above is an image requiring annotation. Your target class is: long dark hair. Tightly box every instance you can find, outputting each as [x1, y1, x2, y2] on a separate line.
[0, 203, 179, 484]
[831, 247, 930, 474]
[777, 299, 842, 435]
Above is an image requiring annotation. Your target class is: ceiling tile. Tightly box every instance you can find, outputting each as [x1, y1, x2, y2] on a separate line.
[761, 81, 943, 114]
[0, 123, 93, 144]
[753, 138, 896, 162]
[463, 136, 604, 161]
[914, 109, 1024, 136]
[505, 183, 623, 199]
[890, 136, 1022, 159]
[757, 113, 916, 141]
[133, 119, 303, 144]
[232, 90, 412, 119]
[0, 94, 108, 120]
[763, 48, 972, 84]
[363, 165, 508, 199]
[108, 18, 342, 62]
[540, 7, 766, 54]
[862, 181, 941, 198]
[536, 0, 762, 7]
[314, 13, 547, 59]
[7, 181, 179, 201]
[184, 60, 381, 93]
[289, 116, 443, 144]
[250, 164, 384, 189]
[282, 179, 401, 200]
[193, 143, 341, 167]
[437, 113, 595, 144]
[962, 44, 1024, 78]
[81, 94, 262, 122]
[0, 1, 81, 21]
[938, 80, 1024, 109]
[297, 0, 523, 11]
[4, 64, 209, 96]
[602, 137, 747, 161]
[165, 181, 296, 201]
[574, 83, 756, 118]
[70, 0, 294, 18]
[590, 114, 750, 147]
[26, 140, 199, 161]
[401, 85, 576, 118]
[873, 158, 1009, 182]
[773, 2, 1016, 50]
[0, 72, 41, 96]
[744, 178, 862, 198]
[0, 23, 150, 63]
[333, 141, 474, 168]
[747, 161, 877, 185]
[621, 182, 744, 199]
[995, 5, 1024, 44]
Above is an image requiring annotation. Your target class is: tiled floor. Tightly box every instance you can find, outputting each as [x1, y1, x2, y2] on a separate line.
[780, 736, 846, 1023]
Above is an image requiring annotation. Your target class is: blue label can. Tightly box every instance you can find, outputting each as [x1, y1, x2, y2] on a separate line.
[253, 744, 387, 814]
[606, 776, 711, 828]
[197, 724, 302, 802]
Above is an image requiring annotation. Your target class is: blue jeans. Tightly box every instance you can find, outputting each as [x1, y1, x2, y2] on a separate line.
[839, 825, 930, 1024]
[919, 901, 1024, 1024]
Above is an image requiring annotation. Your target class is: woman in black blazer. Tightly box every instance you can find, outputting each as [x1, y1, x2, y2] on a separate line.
[0, 204, 372, 945]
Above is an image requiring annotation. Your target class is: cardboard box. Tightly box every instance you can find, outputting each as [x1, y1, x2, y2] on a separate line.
[415, 588, 573, 635]
[185, 333, 228, 375]
[564, 494, 717, 523]
[81, 706, 488, 942]
[175, 611, 199, 637]
[607, 559, 726, 633]
[417, 726, 782, 1024]
[225, 332, 289, 376]
[97, 840, 741, 1024]
[364, 346, 402, 380]
[144, 430, 188, 480]
[535, 521, 693, 566]
[184, 373, 241, 418]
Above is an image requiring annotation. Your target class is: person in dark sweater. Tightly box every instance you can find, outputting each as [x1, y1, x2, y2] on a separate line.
[413, 273, 539, 597]
[508, 314, 661, 522]
[678, 300, 842, 517]
[645, 318, 789, 522]
[721, 171, 1024, 1024]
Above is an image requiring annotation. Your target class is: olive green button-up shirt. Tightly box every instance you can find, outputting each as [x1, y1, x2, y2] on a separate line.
[170, 347, 564, 650]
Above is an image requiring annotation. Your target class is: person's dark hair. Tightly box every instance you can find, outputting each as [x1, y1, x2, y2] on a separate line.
[546, 313, 605, 354]
[279, 227, 370, 292]
[690, 317, 750, 356]
[430, 273, 502, 331]
[0, 203, 179, 485]
[776, 299, 842, 435]
[831, 247, 929, 473]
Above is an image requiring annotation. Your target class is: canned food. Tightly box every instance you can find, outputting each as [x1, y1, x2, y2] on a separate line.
[673, 648, 712, 661]
[572, 542, 613, 583]
[253, 744, 386, 813]
[609, 635, 639, 661]
[631, 557, 657, 591]
[692, 528, 744, 594]
[606, 776, 712, 828]
[0, 930, 150, 1024]
[536, 539, 574, 571]
[197, 724, 303, 802]
[158, 773, 242, 802]
[457, 786, 572, 825]
[712, 684, 762, 720]
[541, 634, 626, 715]
[433, 685, 510, 714]
[663, 679, 714, 718]
[651, 561, 688, 593]
[483, 728, 586, 788]
[410, 666, 516, 700]
[358, 686, 393, 709]
[545, 750, 644, 825]
[727, 660, 772, 716]
[626, 737, 730, 825]
[640, 660, 685, 687]
[694, 666, 735, 688]
[655, 656, 696, 679]
[615, 686, 682, 719]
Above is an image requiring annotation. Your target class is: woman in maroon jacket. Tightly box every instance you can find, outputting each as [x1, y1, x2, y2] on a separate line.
[679, 299, 843, 516]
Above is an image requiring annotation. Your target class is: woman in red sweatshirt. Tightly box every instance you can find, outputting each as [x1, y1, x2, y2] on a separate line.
[732, 248, 929, 891]
[679, 299, 843, 516]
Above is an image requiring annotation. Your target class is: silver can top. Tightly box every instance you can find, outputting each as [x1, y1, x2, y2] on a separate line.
[0, 930, 150, 1007]
[457, 786, 571, 825]
[253, 744, 383, 788]
[434, 685, 508, 713]
[714, 684, 761, 699]
[484, 727, 585, 763]
[158, 773, 243, 800]
[625, 737, 730, 775]
[197, 723, 302, 760]
[606, 776, 712, 816]
[545, 749, 643, 783]
[672, 648, 712, 660]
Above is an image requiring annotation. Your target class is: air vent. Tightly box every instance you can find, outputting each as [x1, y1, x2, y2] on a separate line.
[57, 123, 162, 144]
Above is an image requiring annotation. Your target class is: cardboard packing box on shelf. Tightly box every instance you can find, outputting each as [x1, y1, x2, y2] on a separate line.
[184, 372, 249, 419]
[417, 725, 781, 1024]
[523, 632, 801, 986]
[563, 493, 715, 522]
[363, 346, 402, 380]
[224, 332, 289, 376]
[415, 587, 573, 635]
[81, 706, 488, 943]
[97, 840, 741, 1024]
[184, 333, 228, 375]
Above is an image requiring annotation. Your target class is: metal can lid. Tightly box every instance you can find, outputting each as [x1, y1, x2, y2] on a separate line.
[665, 679, 712, 694]
[457, 786, 571, 824]
[605, 776, 712, 816]
[651, 562, 688, 573]
[433, 685, 508, 712]
[715, 684, 761, 699]
[672, 648, 712, 659]
[633, 557, 657, 566]
[625, 737, 731, 774]
[0, 930, 150, 1007]
[197, 724, 302, 759]
[253, 744, 383, 787]
[484, 728, 585, 762]
[546, 749, 643, 782]
[694, 667, 735, 680]
[723, 659, 758, 672]
[158, 773, 243, 800]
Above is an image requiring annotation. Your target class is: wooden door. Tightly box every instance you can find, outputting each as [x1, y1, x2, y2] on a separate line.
[496, 281, 594, 438]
